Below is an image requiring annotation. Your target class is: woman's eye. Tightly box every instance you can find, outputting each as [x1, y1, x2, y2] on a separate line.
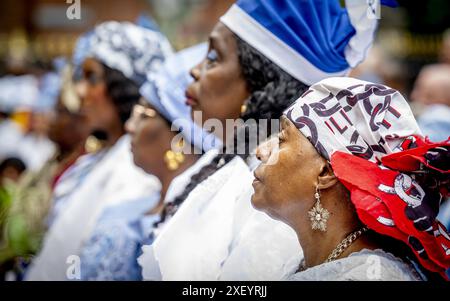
[206, 49, 218, 65]
[84, 71, 102, 85]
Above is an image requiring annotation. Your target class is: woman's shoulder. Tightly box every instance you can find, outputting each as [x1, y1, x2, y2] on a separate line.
[288, 249, 423, 281]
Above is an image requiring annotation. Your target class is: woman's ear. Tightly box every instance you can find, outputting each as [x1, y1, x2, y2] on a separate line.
[317, 161, 339, 190]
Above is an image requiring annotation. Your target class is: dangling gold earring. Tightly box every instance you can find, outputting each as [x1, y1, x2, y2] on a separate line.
[164, 138, 185, 171]
[240, 103, 247, 115]
[308, 186, 330, 232]
[85, 135, 105, 153]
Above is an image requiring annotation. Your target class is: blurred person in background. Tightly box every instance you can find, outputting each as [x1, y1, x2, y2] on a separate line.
[0, 65, 89, 281]
[0, 158, 26, 186]
[439, 29, 450, 65]
[18, 107, 56, 173]
[14, 70, 63, 173]
[0, 157, 26, 243]
[78, 43, 220, 280]
[349, 44, 409, 96]
[26, 21, 172, 281]
[411, 64, 450, 142]
[0, 75, 39, 168]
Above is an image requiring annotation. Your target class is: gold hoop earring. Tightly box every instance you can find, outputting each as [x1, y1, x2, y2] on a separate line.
[308, 186, 330, 232]
[164, 138, 185, 171]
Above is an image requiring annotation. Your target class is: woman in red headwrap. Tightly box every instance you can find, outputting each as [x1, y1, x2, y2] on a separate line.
[252, 77, 450, 280]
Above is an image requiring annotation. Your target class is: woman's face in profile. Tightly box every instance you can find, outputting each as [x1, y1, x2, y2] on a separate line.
[252, 116, 325, 223]
[77, 58, 118, 132]
[186, 22, 250, 141]
[126, 100, 172, 176]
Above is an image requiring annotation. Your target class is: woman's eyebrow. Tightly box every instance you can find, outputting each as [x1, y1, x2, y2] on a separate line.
[207, 35, 216, 50]
[209, 35, 223, 57]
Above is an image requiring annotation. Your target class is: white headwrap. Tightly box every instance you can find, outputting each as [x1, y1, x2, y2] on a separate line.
[284, 77, 422, 162]
[87, 21, 173, 86]
[140, 43, 222, 152]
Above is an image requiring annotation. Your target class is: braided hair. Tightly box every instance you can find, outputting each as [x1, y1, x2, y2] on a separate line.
[158, 34, 309, 222]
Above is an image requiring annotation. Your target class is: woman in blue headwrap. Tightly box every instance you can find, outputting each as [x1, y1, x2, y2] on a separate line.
[76, 44, 219, 281]
[139, 0, 394, 280]
[26, 21, 172, 281]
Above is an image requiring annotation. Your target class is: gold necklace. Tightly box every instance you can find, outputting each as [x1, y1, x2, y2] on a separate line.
[325, 227, 368, 263]
[298, 226, 368, 272]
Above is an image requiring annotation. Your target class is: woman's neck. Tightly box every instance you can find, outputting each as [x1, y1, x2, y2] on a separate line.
[57, 142, 85, 164]
[104, 122, 125, 148]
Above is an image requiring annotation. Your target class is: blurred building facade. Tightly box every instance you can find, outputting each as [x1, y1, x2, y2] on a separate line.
[0, 0, 449, 95]
[0, 0, 234, 75]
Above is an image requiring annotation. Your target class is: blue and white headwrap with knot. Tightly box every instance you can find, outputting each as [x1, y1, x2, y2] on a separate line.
[220, 0, 397, 85]
[140, 43, 222, 153]
[85, 21, 173, 87]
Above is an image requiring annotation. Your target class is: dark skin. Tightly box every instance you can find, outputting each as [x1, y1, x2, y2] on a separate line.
[0, 167, 23, 184]
[252, 116, 379, 270]
[76, 58, 125, 148]
[48, 98, 89, 157]
[125, 99, 199, 214]
[186, 22, 250, 143]
[46, 97, 89, 180]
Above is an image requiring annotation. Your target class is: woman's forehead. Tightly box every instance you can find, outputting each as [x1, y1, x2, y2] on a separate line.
[210, 22, 235, 51]
[82, 58, 103, 73]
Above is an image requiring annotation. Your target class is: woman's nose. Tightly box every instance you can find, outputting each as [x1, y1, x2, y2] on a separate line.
[125, 113, 138, 135]
[256, 138, 274, 163]
[189, 62, 202, 81]
[75, 80, 87, 100]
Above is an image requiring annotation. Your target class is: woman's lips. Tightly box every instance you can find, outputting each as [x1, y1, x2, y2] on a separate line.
[252, 170, 263, 187]
[185, 91, 198, 107]
[252, 178, 261, 188]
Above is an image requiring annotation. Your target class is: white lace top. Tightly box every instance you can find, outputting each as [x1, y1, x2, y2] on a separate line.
[285, 249, 423, 281]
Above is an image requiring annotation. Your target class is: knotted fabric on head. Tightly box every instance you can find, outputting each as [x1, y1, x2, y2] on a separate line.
[221, 0, 397, 85]
[140, 43, 222, 153]
[285, 77, 450, 279]
[87, 21, 173, 87]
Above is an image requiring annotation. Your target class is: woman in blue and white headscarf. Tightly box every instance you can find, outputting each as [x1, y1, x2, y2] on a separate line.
[26, 21, 172, 281]
[76, 44, 221, 281]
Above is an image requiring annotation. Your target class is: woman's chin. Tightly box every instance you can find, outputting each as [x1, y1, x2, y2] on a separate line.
[250, 191, 266, 212]
[132, 156, 145, 171]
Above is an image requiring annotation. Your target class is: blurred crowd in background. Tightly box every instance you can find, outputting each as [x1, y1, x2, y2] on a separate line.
[1, 0, 450, 168]
[0, 0, 449, 281]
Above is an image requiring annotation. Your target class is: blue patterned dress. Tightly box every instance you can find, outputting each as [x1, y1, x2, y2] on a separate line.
[79, 195, 159, 280]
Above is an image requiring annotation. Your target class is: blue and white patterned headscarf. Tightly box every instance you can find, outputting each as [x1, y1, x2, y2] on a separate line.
[140, 43, 222, 153]
[72, 30, 94, 81]
[86, 21, 173, 87]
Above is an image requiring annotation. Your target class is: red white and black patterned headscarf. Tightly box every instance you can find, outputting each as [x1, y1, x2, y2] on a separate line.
[285, 77, 450, 279]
